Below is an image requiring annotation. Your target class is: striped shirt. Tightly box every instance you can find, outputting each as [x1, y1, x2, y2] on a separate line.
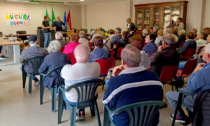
[103, 66, 163, 126]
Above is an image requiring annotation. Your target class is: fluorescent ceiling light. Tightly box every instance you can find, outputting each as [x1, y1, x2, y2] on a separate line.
[80, 0, 84, 1]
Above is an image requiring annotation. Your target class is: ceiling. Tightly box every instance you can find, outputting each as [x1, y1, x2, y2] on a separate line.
[6, 0, 126, 5]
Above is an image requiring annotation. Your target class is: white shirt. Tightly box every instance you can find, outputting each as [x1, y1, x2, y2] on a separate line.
[61, 62, 100, 102]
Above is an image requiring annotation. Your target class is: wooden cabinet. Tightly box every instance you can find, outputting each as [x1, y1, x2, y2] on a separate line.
[135, 1, 188, 30]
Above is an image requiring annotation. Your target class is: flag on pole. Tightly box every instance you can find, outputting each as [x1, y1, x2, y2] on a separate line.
[67, 10, 72, 29]
[46, 9, 51, 22]
[63, 10, 67, 30]
[52, 8, 56, 23]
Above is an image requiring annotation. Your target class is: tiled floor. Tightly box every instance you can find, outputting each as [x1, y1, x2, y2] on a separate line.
[0, 63, 190, 126]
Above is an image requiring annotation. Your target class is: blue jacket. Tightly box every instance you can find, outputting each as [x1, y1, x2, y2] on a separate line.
[187, 63, 210, 94]
[38, 52, 69, 88]
[103, 67, 163, 126]
[143, 42, 158, 55]
[180, 39, 197, 55]
[110, 35, 122, 48]
[89, 48, 110, 63]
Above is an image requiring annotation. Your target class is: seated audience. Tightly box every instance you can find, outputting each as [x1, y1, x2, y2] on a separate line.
[55, 32, 68, 48]
[195, 34, 207, 51]
[78, 31, 89, 46]
[192, 28, 198, 37]
[89, 36, 109, 63]
[20, 35, 48, 85]
[176, 29, 186, 48]
[90, 27, 104, 42]
[38, 40, 69, 88]
[63, 33, 81, 54]
[113, 31, 129, 58]
[110, 27, 122, 49]
[166, 43, 210, 123]
[61, 44, 100, 120]
[103, 44, 163, 126]
[142, 34, 157, 55]
[141, 28, 148, 41]
[130, 36, 151, 69]
[171, 28, 178, 42]
[150, 34, 180, 76]
[155, 29, 163, 46]
[152, 26, 159, 37]
[180, 32, 197, 56]
[106, 29, 115, 49]
[202, 27, 210, 40]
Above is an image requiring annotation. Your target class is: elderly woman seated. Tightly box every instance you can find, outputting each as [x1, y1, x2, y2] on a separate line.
[63, 33, 81, 54]
[39, 40, 69, 88]
[89, 36, 110, 63]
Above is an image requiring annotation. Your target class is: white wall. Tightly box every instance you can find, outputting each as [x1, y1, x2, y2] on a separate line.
[86, 1, 128, 31]
[203, 0, 210, 28]
[0, 1, 82, 35]
[83, 0, 209, 34]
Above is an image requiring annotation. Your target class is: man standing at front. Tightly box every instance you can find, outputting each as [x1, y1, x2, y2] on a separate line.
[52, 16, 65, 32]
[103, 44, 163, 126]
[126, 18, 137, 37]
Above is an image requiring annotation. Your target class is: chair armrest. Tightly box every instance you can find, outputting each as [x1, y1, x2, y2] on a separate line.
[179, 90, 194, 96]
[39, 66, 64, 78]
[59, 85, 66, 93]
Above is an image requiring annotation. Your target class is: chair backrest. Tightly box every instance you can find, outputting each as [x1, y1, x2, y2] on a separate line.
[60, 47, 64, 52]
[183, 48, 196, 60]
[0, 32, 3, 37]
[41, 66, 64, 87]
[109, 50, 114, 58]
[89, 42, 92, 48]
[67, 53, 76, 64]
[192, 89, 210, 126]
[65, 79, 104, 108]
[181, 58, 197, 77]
[23, 56, 45, 74]
[95, 58, 115, 76]
[196, 46, 204, 55]
[16, 31, 27, 41]
[106, 101, 167, 126]
[116, 47, 124, 59]
[160, 65, 178, 83]
[179, 41, 185, 48]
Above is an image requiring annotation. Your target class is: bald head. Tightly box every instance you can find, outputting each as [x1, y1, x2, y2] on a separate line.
[74, 44, 90, 63]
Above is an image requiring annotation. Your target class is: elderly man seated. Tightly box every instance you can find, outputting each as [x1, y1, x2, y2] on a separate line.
[38, 40, 69, 88]
[166, 43, 210, 124]
[20, 35, 48, 86]
[78, 31, 89, 46]
[103, 44, 163, 126]
[150, 34, 180, 76]
[142, 33, 157, 55]
[110, 27, 122, 49]
[89, 36, 109, 63]
[55, 32, 68, 48]
[61, 44, 100, 120]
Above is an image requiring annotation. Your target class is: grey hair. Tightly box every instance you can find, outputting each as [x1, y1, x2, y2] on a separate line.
[74, 44, 90, 62]
[121, 44, 141, 67]
[47, 40, 61, 53]
[205, 43, 210, 55]
[164, 28, 172, 34]
[55, 32, 63, 40]
[163, 34, 175, 45]
[142, 29, 148, 35]
[79, 31, 86, 38]
[153, 26, 159, 32]
[178, 30, 186, 36]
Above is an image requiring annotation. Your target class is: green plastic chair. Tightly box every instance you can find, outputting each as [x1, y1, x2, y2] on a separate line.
[40, 66, 64, 112]
[58, 79, 104, 126]
[103, 101, 167, 126]
[22, 56, 45, 94]
[171, 90, 194, 126]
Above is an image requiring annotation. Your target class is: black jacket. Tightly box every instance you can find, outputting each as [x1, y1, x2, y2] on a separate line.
[192, 89, 210, 126]
[150, 46, 180, 76]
